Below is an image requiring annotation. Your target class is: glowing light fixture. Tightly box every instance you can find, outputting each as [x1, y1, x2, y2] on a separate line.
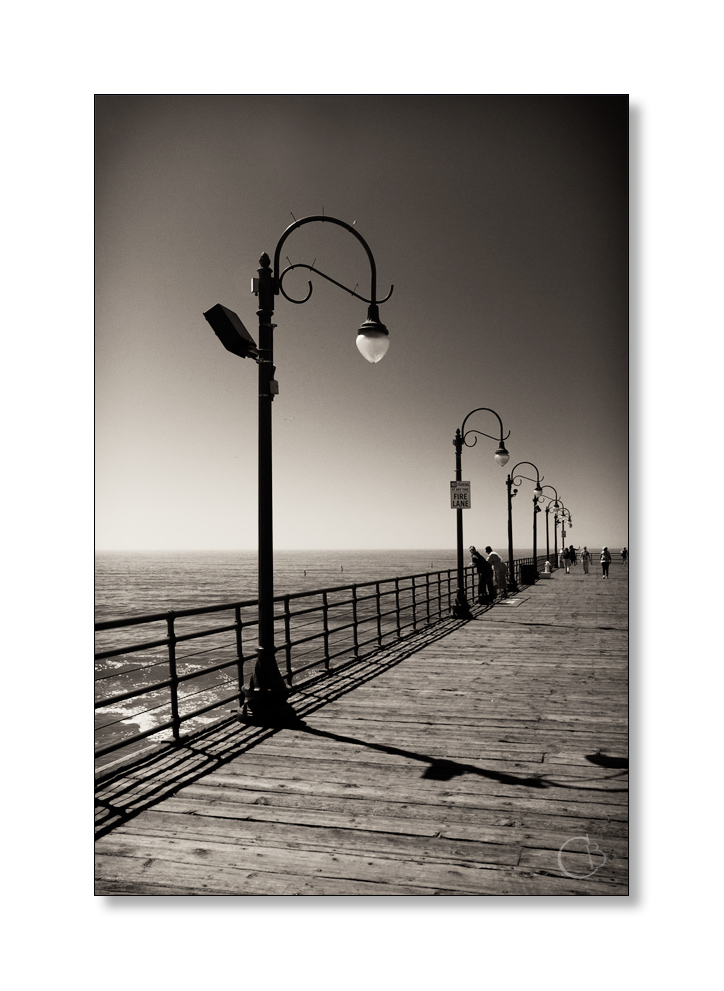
[356, 305, 390, 363]
[494, 443, 510, 467]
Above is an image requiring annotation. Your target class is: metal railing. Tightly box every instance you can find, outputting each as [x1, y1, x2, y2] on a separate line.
[95, 557, 545, 765]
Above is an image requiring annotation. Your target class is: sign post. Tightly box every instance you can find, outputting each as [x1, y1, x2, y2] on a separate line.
[450, 481, 471, 509]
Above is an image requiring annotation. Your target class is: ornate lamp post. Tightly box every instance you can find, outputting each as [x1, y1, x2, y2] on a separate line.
[557, 505, 573, 561]
[539, 485, 561, 565]
[452, 407, 510, 619]
[204, 216, 392, 721]
[505, 462, 543, 592]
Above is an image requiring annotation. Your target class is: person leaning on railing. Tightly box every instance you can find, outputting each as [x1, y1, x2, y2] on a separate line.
[469, 545, 495, 605]
[485, 546, 508, 600]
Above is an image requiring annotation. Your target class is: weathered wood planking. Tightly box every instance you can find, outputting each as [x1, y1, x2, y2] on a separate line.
[96, 563, 628, 895]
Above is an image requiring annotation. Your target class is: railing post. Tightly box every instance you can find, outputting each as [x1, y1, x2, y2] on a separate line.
[322, 591, 330, 670]
[375, 581, 382, 646]
[166, 611, 181, 744]
[425, 572, 431, 624]
[352, 585, 359, 657]
[394, 577, 401, 637]
[283, 595, 293, 685]
[234, 605, 245, 699]
[412, 577, 418, 630]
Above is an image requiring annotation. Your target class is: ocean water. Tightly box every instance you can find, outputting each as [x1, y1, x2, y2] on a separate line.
[96, 549, 454, 621]
[94, 547, 540, 621]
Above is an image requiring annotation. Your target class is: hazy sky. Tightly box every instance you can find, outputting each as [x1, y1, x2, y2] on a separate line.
[96, 95, 628, 552]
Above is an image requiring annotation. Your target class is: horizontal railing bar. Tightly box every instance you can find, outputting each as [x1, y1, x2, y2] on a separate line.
[95, 637, 170, 661]
[94, 716, 178, 758]
[95, 599, 260, 632]
[177, 690, 243, 723]
[172, 622, 238, 645]
[283, 629, 328, 651]
[324, 618, 358, 638]
[95, 655, 249, 710]
[95, 677, 173, 709]
[96, 624, 246, 663]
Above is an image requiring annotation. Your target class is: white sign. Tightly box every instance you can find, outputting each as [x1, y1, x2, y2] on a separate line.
[450, 481, 471, 509]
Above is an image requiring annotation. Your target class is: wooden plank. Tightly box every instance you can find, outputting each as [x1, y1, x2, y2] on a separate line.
[103, 810, 523, 867]
[96, 840, 623, 896]
[157, 792, 629, 839]
[155, 795, 630, 857]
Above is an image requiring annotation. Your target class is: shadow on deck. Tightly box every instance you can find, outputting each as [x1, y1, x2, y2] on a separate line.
[95, 611, 474, 838]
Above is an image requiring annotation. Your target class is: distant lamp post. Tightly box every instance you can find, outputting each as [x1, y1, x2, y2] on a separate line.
[204, 216, 393, 721]
[505, 461, 544, 592]
[539, 485, 561, 565]
[555, 505, 572, 561]
[452, 407, 510, 619]
[562, 508, 573, 551]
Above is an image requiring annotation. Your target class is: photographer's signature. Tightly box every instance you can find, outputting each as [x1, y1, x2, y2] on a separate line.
[557, 835, 607, 879]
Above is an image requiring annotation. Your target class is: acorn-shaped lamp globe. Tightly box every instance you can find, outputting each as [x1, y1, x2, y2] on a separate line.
[494, 443, 510, 467]
[356, 304, 389, 363]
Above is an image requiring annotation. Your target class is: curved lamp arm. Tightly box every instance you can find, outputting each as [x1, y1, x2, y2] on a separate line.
[552, 502, 570, 522]
[510, 461, 543, 488]
[539, 484, 559, 502]
[456, 406, 510, 465]
[460, 406, 510, 446]
[272, 215, 393, 309]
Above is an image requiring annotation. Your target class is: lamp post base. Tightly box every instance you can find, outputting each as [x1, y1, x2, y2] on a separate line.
[452, 591, 472, 620]
[241, 688, 297, 727]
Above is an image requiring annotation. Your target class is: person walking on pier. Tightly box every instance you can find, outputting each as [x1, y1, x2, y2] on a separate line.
[562, 546, 571, 574]
[469, 545, 495, 604]
[485, 546, 508, 599]
[569, 545, 577, 567]
[600, 546, 612, 578]
[581, 546, 592, 574]
[621, 547, 628, 567]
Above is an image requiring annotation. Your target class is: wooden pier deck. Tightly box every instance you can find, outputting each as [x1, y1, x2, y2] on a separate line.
[95, 561, 628, 896]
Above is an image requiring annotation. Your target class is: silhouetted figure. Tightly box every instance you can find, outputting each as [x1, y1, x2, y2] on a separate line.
[562, 546, 571, 574]
[485, 546, 508, 599]
[581, 546, 592, 574]
[569, 545, 577, 566]
[469, 545, 494, 604]
[600, 546, 612, 578]
[621, 547, 628, 567]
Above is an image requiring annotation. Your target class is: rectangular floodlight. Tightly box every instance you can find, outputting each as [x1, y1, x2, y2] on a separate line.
[203, 303, 258, 359]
